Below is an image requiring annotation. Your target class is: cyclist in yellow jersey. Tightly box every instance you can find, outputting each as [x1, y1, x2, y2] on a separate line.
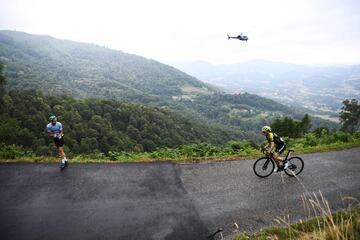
[262, 126, 289, 172]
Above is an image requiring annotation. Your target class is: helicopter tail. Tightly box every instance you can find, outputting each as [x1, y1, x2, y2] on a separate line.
[227, 34, 230, 40]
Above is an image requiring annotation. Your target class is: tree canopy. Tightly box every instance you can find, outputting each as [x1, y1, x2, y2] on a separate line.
[0, 63, 6, 112]
[271, 114, 312, 138]
[340, 99, 360, 132]
[0, 90, 245, 156]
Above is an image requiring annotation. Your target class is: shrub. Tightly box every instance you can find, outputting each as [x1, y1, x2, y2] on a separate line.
[149, 147, 181, 159]
[0, 144, 33, 159]
[228, 140, 258, 152]
[107, 151, 132, 161]
[313, 126, 330, 138]
[180, 143, 220, 158]
[333, 131, 352, 143]
[303, 133, 318, 147]
[353, 131, 360, 139]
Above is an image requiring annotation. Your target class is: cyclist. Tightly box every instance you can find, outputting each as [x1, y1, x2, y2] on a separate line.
[47, 115, 68, 170]
[261, 126, 288, 172]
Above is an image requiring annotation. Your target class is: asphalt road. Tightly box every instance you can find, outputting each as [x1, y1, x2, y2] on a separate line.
[0, 148, 359, 240]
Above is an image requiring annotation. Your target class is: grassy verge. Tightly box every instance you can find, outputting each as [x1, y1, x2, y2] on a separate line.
[234, 196, 360, 240]
[234, 209, 360, 239]
[1, 140, 360, 163]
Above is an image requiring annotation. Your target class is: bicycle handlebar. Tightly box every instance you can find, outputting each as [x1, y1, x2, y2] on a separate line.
[261, 148, 273, 157]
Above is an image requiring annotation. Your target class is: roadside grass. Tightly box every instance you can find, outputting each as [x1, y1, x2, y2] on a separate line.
[1, 132, 360, 163]
[0, 140, 360, 163]
[234, 194, 360, 240]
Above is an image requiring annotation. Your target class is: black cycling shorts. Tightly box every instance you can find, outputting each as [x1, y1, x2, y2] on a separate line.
[276, 143, 286, 154]
[53, 137, 64, 148]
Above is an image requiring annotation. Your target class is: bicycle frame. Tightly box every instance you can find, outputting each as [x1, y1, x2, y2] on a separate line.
[284, 150, 293, 161]
[259, 154, 274, 171]
[264, 149, 293, 163]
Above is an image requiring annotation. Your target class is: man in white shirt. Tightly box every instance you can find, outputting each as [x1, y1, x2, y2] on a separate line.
[47, 115, 68, 170]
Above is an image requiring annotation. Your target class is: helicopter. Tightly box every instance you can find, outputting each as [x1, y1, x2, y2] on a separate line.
[227, 33, 248, 41]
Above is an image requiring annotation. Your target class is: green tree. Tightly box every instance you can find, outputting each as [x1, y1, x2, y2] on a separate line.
[271, 118, 283, 135]
[313, 126, 329, 138]
[300, 114, 312, 135]
[0, 90, 248, 156]
[0, 63, 6, 112]
[340, 99, 360, 132]
[271, 115, 312, 138]
[272, 117, 296, 137]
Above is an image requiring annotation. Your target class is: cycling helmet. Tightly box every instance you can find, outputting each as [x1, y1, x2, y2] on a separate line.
[262, 126, 271, 133]
[48, 115, 56, 122]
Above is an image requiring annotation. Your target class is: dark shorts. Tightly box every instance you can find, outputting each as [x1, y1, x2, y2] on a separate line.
[53, 137, 64, 148]
[276, 143, 286, 154]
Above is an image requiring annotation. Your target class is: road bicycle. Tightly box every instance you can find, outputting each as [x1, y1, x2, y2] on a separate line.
[253, 148, 304, 178]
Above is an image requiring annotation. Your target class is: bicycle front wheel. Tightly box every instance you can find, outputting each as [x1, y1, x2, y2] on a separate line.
[284, 157, 304, 177]
[253, 157, 274, 178]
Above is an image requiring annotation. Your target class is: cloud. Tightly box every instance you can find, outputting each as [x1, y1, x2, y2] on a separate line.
[1, 0, 359, 64]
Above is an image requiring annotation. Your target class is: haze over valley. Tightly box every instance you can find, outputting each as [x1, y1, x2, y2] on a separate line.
[169, 60, 360, 122]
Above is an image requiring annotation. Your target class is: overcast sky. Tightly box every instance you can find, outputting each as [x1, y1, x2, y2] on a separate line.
[1, 0, 360, 64]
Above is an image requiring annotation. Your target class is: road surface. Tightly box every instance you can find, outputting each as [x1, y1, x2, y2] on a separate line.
[0, 148, 359, 239]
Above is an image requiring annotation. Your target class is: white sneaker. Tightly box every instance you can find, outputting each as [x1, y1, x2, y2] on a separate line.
[284, 162, 290, 170]
[274, 166, 279, 173]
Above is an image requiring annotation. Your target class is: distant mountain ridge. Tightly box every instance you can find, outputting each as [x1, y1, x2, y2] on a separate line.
[0, 30, 214, 103]
[169, 60, 360, 118]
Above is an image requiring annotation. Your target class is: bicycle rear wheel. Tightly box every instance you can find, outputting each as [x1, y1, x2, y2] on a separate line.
[284, 157, 304, 177]
[253, 157, 274, 178]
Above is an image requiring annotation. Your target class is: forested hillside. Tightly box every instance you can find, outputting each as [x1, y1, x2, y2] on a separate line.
[0, 30, 338, 137]
[170, 60, 360, 119]
[0, 30, 213, 103]
[0, 90, 244, 155]
[172, 93, 338, 132]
